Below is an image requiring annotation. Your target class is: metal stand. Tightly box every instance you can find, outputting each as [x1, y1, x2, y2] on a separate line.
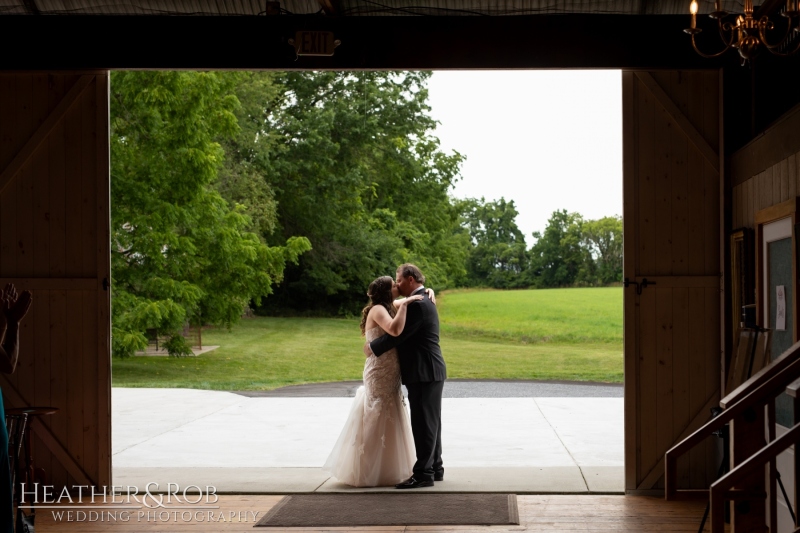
[5, 407, 58, 533]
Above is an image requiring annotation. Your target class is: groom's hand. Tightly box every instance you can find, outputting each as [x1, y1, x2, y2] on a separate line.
[363, 342, 374, 358]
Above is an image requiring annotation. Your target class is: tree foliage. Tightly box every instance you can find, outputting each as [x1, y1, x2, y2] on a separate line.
[461, 197, 529, 288]
[110, 71, 310, 357]
[582, 216, 623, 285]
[110, 70, 623, 337]
[222, 71, 468, 314]
[527, 210, 622, 288]
[528, 210, 588, 288]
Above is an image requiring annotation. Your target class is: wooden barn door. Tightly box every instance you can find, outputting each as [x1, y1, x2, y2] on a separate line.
[0, 73, 111, 488]
[622, 71, 722, 492]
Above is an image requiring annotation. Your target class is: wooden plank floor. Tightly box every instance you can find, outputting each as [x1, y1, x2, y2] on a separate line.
[33, 494, 715, 532]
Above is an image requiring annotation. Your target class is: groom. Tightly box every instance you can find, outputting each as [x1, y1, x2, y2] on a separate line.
[364, 263, 446, 489]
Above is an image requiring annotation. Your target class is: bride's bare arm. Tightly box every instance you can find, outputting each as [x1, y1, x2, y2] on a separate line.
[392, 288, 436, 308]
[370, 295, 423, 337]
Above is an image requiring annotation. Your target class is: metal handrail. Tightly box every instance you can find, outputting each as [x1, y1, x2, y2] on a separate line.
[708, 422, 800, 533]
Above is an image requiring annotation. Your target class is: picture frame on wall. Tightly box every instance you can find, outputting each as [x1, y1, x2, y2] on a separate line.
[730, 227, 755, 344]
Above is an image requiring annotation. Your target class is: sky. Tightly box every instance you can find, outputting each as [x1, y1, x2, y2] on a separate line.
[426, 70, 623, 241]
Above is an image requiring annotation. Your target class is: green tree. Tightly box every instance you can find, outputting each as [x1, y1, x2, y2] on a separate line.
[217, 72, 282, 238]
[582, 215, 623, 284]
[528, 210, 590, 288]
[110, 71, 310, 357]
[224, 71, 467, 314]
[461, 197, 529, 288]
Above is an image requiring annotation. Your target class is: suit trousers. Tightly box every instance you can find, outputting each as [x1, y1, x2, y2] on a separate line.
[405, 380, 444, 481]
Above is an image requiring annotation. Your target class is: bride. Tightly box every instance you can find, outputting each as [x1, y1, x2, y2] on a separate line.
[323, 275, 432, 487]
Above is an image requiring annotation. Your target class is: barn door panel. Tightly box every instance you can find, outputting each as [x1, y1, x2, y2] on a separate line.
[623, 71, 722, 491]
[0, 73, 111, 488]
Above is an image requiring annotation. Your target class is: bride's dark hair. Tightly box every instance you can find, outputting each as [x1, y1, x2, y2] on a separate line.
[360, 275, 396, 335]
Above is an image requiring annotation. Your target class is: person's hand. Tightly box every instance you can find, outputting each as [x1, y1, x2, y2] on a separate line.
[1, 283, 16, 306]
[2, 284, 32, 325]
[425, 288, 436, 305]
[400, 294, 422, 306]
[400, 294, 423, 306]
[0, 284, 15, 322]
[363, 342, 373, 358]
[7, 290, 32, 324]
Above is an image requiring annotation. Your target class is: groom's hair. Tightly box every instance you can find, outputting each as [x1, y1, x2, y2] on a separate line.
[398, 263, 425, 284]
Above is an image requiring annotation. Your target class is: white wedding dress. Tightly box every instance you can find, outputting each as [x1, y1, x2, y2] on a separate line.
[322, 325, 416, 487]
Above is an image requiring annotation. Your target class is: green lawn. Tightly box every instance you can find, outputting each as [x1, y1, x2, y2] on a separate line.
[112, 287, 623, 390]
[438, 287, 622, 344]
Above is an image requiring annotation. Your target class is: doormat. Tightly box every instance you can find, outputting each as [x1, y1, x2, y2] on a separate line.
[256, 493, 519, 527]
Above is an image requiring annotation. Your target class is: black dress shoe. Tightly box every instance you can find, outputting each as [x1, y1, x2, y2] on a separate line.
[395, 477, 434, 489]
[434, 470, 444, 482]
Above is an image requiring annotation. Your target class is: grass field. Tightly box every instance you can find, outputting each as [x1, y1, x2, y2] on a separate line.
[438, 287, 622, 344]
[111, 287, 623, 390]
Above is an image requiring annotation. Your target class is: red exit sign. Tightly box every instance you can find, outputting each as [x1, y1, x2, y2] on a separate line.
[292, 31, 340, 57]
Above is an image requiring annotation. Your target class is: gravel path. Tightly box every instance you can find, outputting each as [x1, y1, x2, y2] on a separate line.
[235, 379, 623, 398]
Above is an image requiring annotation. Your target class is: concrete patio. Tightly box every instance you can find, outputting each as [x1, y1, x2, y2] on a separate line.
[112, 387, 624, 494]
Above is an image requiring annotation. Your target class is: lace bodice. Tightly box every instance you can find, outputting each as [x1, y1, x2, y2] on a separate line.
[365, 325, 386, 343]
[363, 325, 402, 402]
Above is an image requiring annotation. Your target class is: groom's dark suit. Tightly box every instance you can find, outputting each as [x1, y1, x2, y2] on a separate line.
[369, 287, 446, 482]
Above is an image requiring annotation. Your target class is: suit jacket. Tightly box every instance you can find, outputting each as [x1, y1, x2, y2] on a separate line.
[370, 288, 447, 384]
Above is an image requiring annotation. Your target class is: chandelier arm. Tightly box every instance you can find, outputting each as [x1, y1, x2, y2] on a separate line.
[757, 14, 794, 49]
[691, 31, 735, 58]
[718, 19, 735, 41]
[764, 29, 800, 55]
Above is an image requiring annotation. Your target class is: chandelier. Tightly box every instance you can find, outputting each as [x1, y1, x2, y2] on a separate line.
[685, 0, 800, 63]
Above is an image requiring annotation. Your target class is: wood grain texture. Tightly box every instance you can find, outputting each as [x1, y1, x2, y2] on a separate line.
[625, 71, 721, 491]
[760, 170, 771, 211]
[687, 147, 705, 273]
[639, 288, 658, 488]
[672, 288, 690, 487]
[0, 73, 109, 489]
[780, 159, 790, 202]
[0, 75, 92, 196]
[637, 76, 656, 276]
[95, 72, 112, 487]
[687, 287, 707, 488]
[655, 288, 675, 491]
[636, 72, 718, 172]
[704, 160, 720, 272]
[672, 112, 689, 275]
[748, 176, 755, 228]
[622, 71, 638, 492]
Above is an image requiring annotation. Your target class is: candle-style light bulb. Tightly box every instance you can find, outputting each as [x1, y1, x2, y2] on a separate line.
[690, 0, 698, 28]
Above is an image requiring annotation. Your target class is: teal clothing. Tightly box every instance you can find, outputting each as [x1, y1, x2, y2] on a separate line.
[0, 390, 12, 533]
